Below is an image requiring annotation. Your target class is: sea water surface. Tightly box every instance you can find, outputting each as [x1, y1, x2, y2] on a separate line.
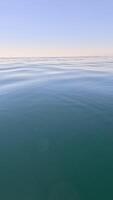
[0, 57, 113, 200]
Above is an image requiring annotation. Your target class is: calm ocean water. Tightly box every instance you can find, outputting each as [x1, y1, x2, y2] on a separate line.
[0, 57, 113, 200]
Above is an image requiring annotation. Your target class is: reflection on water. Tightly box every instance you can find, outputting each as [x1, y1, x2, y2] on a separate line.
[0, 57, 113, 200]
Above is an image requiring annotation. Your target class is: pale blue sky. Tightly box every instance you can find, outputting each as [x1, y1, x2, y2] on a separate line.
[0, 0, 113, 56]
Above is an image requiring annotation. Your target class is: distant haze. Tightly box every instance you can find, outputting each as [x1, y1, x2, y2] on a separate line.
[0, 47, 113, 57]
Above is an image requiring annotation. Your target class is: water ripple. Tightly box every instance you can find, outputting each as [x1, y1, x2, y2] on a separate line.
[0, 56, 113, 101]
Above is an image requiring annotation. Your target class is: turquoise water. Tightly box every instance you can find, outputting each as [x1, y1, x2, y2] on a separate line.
[0, 57, 113, 200]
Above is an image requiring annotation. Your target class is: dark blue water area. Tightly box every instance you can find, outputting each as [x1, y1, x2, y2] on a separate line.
[0, 57, 113, 199]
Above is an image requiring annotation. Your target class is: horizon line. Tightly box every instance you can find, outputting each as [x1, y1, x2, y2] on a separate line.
[0, 55, 113, 59]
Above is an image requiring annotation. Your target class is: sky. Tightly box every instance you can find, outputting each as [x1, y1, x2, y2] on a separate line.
[0, 0, 113, 57]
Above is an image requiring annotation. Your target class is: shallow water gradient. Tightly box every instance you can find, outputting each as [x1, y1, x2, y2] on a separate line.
[0, 57, 113, 200]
